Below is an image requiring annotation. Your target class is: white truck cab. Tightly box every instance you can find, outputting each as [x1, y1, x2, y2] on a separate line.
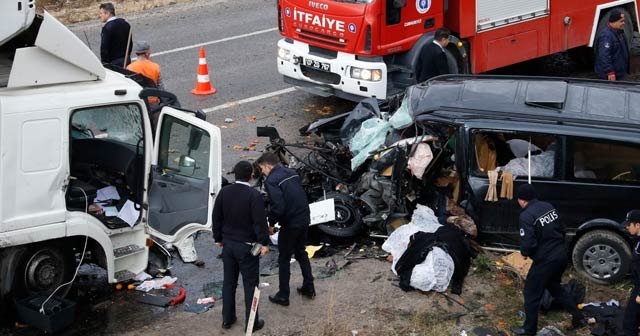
[0, 7, 221, 305]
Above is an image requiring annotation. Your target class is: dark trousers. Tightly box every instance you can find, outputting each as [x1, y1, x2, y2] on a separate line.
[523, 256, 583, 332]
[222, 240, 260, 328]
[277, 226, 314, 298]
[624, 286, 640, 336]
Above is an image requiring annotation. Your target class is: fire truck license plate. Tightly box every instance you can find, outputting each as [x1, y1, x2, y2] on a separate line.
[305, 58, 330, 72]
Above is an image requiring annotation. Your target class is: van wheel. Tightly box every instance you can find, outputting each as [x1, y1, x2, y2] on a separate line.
[572, 230, 631, 284]
[317, 193, 362, 238]
[13, 246, 74, 300]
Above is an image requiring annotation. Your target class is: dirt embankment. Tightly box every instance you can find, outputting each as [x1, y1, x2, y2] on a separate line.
[38, 0, 193, 24]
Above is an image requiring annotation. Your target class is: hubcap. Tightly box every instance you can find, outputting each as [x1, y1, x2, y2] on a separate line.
[582, 244, 621, 280]
[24, 250, 65, 293]
[334, 203, 353, 228]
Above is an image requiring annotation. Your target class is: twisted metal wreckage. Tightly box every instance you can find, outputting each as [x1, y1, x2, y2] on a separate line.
[257, 86, 476, 241]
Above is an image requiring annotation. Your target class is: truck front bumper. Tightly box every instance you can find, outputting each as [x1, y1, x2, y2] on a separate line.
[277, 39, 388, 100]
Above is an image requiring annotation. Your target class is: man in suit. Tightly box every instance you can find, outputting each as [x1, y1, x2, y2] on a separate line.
[256, 153, 315, 307]
[99, 3, 132, 66]
[213, 161, 269, 332]
[415, 27, 452, 83]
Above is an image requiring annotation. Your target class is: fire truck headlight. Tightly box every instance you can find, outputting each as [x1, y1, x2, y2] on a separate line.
[278, 47, 291, 61]
[350, 67, 382, 82]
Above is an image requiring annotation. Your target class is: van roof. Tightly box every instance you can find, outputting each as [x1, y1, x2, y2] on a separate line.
[410, 75, 640, 131]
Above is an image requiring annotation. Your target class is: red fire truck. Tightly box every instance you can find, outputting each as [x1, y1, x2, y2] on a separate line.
[276, 0, 638, 101]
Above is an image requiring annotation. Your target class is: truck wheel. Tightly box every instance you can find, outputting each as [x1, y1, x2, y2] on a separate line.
[596, 8, 633, 52]
[572, 230, 631, 284]
[13, 246, 74, 299]
[317, 193, 363, 238]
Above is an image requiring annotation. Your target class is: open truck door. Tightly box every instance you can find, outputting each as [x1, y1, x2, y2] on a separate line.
[148, 107, 221, 262]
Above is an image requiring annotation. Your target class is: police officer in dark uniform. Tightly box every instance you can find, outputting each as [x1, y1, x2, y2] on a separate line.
[213, 161, 269, 332]
[623, 210, 640, 336]
[256, 152, 315, 306]
[510, 184, 586, 336]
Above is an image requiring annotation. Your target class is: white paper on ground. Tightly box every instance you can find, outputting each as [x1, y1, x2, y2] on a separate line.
[135, 276, 178, 292]
[309, 198, 335, 226]
[118, 200, 140, 227]
[95, 186, 120, 202]
[135, 271, 152, 282]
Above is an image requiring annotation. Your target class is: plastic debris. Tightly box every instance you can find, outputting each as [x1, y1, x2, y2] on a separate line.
[196, 297, 216, 305]
[135, 276, 178, 292]
[224, 118, 233, 123]
[306, 245, 323, 258]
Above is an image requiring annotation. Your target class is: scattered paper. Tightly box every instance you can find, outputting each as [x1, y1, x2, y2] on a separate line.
[95, 186, 120, 202]
[309, 198, 335, 226]
[102, 206, 118, 217]
[118, 200, 140, 227]
[135, 271, 153, 282]
[136, 276, 178, 292]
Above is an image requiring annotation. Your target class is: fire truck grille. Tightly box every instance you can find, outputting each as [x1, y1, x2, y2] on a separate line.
[298, 30, 346, 49]
[301, 65, 341, 85]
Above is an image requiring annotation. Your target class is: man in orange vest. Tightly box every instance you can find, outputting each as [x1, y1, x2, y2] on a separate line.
[127, 41, 164, 90]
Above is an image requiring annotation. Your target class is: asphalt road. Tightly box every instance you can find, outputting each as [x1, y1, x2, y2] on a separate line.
[6, 1, 354, 335]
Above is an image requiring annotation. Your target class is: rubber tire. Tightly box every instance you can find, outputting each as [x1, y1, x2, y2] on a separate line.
[572, 230, 631, 285]
[12, 245, 75, 300]
[595, 8, 633, 53]
[317, 192, 363, 238]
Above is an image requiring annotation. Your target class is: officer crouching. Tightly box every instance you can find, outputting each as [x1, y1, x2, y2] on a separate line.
[510, 184, 586, 335]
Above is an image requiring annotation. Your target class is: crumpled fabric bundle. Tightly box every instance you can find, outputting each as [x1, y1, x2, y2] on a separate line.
[411, 204, 442, 232]
[502, 151, 555, 178]
[382, 205, 441, 274]
[500, 171, 514, 200]
[408, 246, 453, 292]
[349, 118, 391, 170]
[485, 170, 499, 202]
[407, 143, 434, 179]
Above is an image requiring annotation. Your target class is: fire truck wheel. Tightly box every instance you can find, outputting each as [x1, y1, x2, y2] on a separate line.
[596, 8, 633, 52]
[572, 230, 631, 285]
[317, 192, 363, 238]
[12, 245, 74, 300]
[444, 49, 459, 74]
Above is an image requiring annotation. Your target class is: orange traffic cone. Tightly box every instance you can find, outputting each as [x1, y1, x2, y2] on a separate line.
[191, 47, 217, 95]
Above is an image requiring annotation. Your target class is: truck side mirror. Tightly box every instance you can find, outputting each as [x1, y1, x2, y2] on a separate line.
[178, 155, 196, 176]
[393, 0, 407, 8]
[188, 127, 204, 150]
[257, 126, 282, 142]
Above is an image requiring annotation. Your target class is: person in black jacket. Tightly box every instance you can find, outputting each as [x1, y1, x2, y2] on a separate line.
[414, 27, 452, 83]
[256, 153, 315, 306]
[213, 161, 269, 332]
[99, 3, 132, 66]
[595, 9, 630, 80]
[510, 184, 586, 336]
[623, 210, 640, 336]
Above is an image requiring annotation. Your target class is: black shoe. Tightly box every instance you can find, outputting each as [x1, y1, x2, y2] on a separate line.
[509, 326, 535, 336]
[249, 319, 264, 332]
[296, 286, 316, 299]
[268, 294, 289, 306]
[222, 316, 237, 329]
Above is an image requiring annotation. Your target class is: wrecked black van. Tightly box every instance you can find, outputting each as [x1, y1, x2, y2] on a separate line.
[259, 75, 640, 284]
